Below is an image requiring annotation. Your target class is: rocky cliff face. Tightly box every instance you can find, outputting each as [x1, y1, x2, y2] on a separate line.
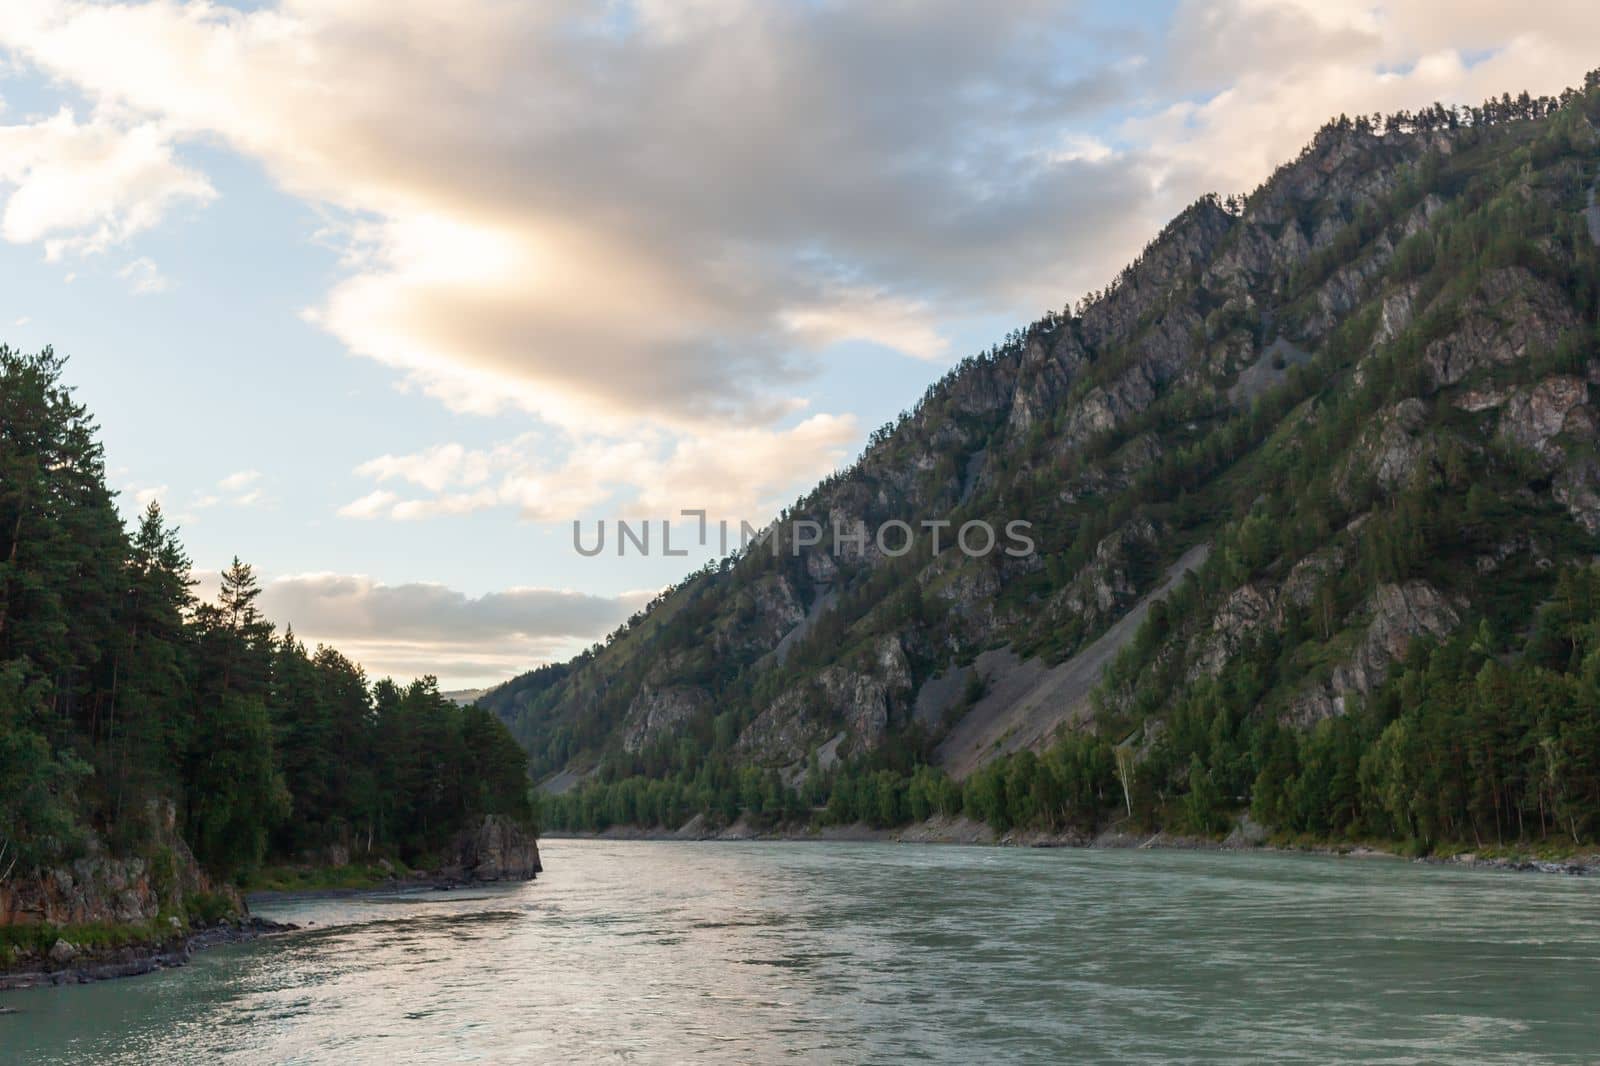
[484, 84, 1600, 794]
[0, 800, 236, 929]
[447, 816, 542, 882]
[736, 634, 913, 768]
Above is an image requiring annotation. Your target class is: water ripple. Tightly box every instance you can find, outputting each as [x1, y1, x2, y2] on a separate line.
[2, 842, 1598, 1063]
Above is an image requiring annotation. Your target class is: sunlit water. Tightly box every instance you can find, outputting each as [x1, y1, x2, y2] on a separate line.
[3, 841, 1598, 1063]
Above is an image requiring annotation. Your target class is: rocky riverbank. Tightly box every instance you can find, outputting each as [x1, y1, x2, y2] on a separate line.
[1, 814, 541, 992]
[1420, 852, 1600, 876]
[0, 915, 297, 992]
[249, 814, 544, 896]
[542, 816, 1600, 875]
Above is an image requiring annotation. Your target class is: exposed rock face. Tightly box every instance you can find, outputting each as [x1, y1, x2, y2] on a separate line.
[1338, 398, 1441, 498]
[1007, 333, 1085, 434]
[1288, 582, 1461, 725]
[753, 575, 806, 635]
[1080, 201, 1233, 349]
[1422, 268, 1575, 389]
[1169, 550, 1463, 727]
[0, 799, 233, 928]
[929, 555, 1009, 645]
[1192, 584, 1276, 679]
[622, 682, 710, 753]
[1301, 236, 1395, 339]
[805, 551, 839, 584]
[1454, 385, 1510, 413]
[938, 543, 1210, 778]
[449, 815, 542, 882]
[1279, 548, 1344, 614]
[1556, 457, 1600, 534]
[1063, 371, 1157, 447]
[709, 574, 808, 659]
[737, 635, 912, 766]
[734, 688, 818, 767]
[1498, 377, 1590, 458]
[1373, 283, 1418, 347]
[849, 635, 914, 742]
[1350, 582, 1461, 685]
[1051, 519, 1159, 632]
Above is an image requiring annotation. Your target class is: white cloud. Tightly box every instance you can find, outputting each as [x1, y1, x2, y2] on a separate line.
[194, 468, 269, 509]
[119, 469, 266, 525]
[779, 289, 950, 362]
[336, 489, 400, 520]
[1132, 2, 1600, 205]
[217, 468, 260, 492]
[1043, 134, 1116, 166]
[117, 255, 168, 293]
[0, 0, 1148, 429]
[0, 106, 213, 258]
[191, 568, 655, 685]
[354, 444, 496, 495]
[7, 0, 1600, 558]
[131, 483, 167, 510]
[5, 1, 1589, 433]
[260, 573, 640, 644]
[340, 413, 859, 525]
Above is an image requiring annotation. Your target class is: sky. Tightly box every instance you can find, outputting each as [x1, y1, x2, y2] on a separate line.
[1, 0, 1597, 687]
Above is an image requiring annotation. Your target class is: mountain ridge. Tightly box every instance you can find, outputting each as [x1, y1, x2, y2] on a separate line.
[485, 72, 1600, 847]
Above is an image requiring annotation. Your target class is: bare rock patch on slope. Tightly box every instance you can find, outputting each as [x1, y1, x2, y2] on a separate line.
[935, 542, 1210, 778]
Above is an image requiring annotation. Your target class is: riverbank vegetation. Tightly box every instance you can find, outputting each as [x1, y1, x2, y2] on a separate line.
[541, 564, 1600, 852]
[244, 860, 415, 894]
[0, 348, 534, 909]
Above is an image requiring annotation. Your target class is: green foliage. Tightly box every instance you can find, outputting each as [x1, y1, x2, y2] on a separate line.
[245, 860, 411, 893]
[0, 660, 90, 872]
[0, 917, 183, 960]
[542, 732, 1117, 838]
[184, 891, 236, 927]
[184, 693, 289, 874]
[0, 348, 533, 893]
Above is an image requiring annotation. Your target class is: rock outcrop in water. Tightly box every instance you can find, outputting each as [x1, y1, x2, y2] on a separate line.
[448, 815, 543, 882]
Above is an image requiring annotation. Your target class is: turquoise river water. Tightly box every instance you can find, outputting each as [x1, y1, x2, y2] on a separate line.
[2, 840, 1597, 1063]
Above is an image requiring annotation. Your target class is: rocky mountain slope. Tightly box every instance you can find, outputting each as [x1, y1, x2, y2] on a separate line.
[487, 74, 1600, 843]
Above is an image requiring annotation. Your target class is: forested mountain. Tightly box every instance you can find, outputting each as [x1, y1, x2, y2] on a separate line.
[1, 349, 533, 935]
[488, 72, 1600, 850]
